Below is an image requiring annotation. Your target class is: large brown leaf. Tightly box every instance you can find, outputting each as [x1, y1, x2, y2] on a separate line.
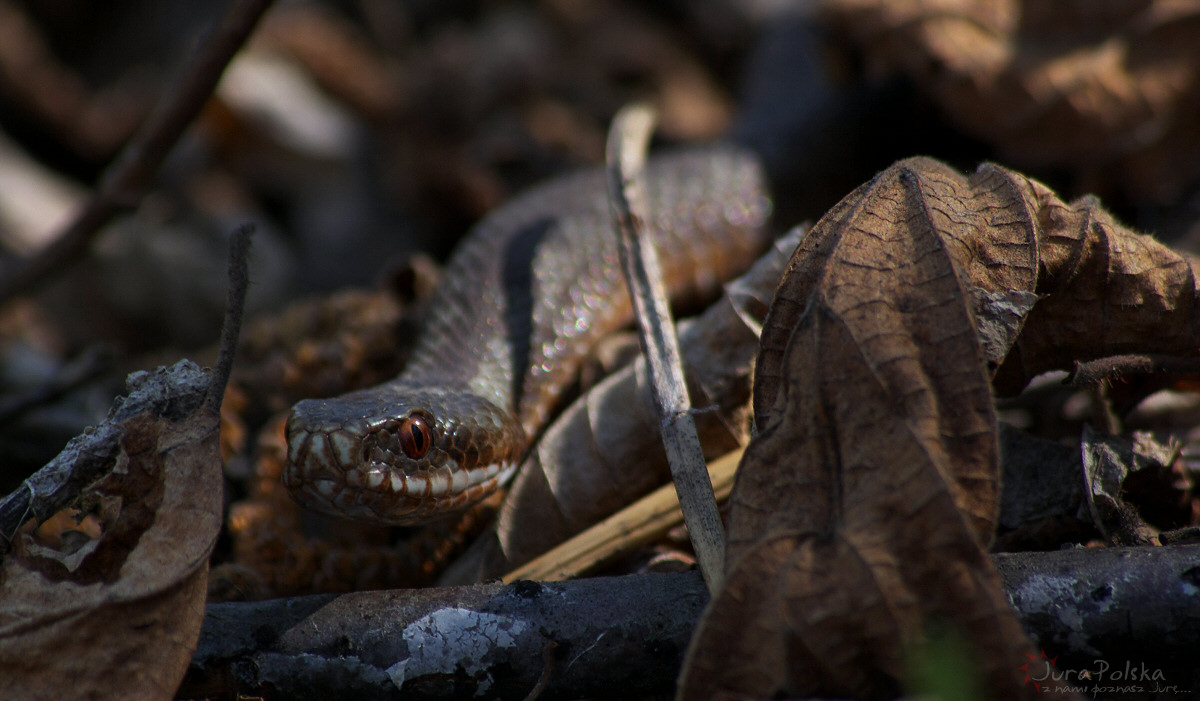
[678, 156, 1200, 699]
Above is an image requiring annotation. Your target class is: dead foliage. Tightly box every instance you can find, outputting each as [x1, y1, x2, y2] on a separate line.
[682, 157, 1200, 699]
[821, 0, 1200, 203]
[0, 366, 222, 700]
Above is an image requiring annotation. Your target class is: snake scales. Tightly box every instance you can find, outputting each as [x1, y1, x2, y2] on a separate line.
[284, 148, 771, 525]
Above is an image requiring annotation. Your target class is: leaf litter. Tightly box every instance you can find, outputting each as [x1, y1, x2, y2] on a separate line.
[682, 156, 1200, 699]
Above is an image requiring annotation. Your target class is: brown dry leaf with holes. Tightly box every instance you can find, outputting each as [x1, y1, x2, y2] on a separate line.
[0, 399, 221, 699]
[821, 0, 1200, 203]
[679, 154, 1200, 699]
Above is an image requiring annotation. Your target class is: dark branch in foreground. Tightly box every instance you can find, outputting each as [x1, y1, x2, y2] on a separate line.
[0, 0, 275, 302]
[206, 223, 253, 413]
[180, 544, 1200, 700]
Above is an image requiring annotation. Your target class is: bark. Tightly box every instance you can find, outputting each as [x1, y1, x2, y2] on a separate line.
[180, 544, 1200, 700]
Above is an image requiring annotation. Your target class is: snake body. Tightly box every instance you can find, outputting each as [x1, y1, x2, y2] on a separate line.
[284, 148, 771, 525]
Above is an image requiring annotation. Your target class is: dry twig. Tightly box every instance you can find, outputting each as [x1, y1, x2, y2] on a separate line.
[502, 448, 743, 583]
[1067, 353, 1200, 387]
[604, 103, 726, 592]
[0, 0, 275, 302]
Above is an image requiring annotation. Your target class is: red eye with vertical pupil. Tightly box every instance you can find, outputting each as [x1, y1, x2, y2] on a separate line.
[399, 414, 432, 459]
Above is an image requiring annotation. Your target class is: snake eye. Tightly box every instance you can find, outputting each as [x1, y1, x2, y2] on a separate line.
[399, 414, 432, 459]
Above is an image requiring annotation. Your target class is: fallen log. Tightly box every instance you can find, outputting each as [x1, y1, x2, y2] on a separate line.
[180, 543, 1200, 700]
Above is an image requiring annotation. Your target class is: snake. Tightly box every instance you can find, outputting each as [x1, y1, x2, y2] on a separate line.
[283, 147, 772, 525]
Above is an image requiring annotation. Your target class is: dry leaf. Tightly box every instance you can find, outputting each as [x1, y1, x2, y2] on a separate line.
[0, 369, 222, 700]
[681, 157, 1164, 699]
[821, 0, 1200, 203]
[990, 194, 1200, 397]
[756, 158, 1200, 411]
[1079, 425, 1176, 546]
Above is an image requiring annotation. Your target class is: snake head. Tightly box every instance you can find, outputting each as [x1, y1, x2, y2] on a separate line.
[284, 384, 524, 525]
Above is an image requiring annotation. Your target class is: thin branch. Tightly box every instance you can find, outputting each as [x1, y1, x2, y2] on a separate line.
[0, 0, 276, 302]
[206, 223, 253, 413]
[1066, 353, 1200, 387]
[604, 103, 726, 593]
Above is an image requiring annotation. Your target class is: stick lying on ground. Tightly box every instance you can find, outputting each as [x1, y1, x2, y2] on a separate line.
[181, 544, 1200, 700]
[606, 103, 726, 593]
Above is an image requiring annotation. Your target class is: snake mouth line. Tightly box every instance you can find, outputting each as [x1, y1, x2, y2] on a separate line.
[318, 459, 516, 499]
[294, 458, 519, 524]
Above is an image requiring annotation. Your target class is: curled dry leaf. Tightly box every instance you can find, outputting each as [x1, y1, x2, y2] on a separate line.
[0, 369, 222, 700]
[994, 423, 1185, 552]
[821, 0, 1200, 202]
[441, 227, 805, 584]
[756, 158, 1200, 412]
[1079, 425, 1178, 546]
[679, 155, 1200, 699]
